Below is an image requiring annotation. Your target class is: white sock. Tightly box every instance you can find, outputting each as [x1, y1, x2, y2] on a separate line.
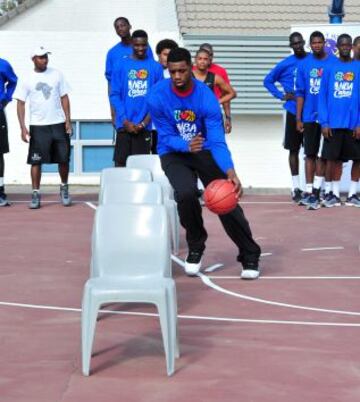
[0, 177, 4, 187]
[348, 181, 358, 198]
[325, 181, 332, 194]
[313, 176, 323, 190]
[32, 189, 40, 193]
[305, 183, 312, 193]
[332, 181, 340, 198]
[292, 175, 300, 191]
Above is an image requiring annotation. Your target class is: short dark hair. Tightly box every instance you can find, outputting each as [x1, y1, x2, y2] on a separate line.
[199, 43, 213, 54]
[155, 39, 178, 55]
[113, 17, 130, 27]
[195, 48, 211, 57]
[289, 32, 303, 43]
[337, 33, 352, 45]
[132, 29, 148, 40]
[353, 36, 360, 46]
[167, 47, 191, 65]
[310, 31, 325, 43]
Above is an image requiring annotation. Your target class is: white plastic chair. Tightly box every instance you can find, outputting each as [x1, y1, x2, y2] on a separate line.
[100, 181, 163, 206]
[98, 167, 152, 204]
[126, 155, 180, 255]
[82, 204, 179, 377]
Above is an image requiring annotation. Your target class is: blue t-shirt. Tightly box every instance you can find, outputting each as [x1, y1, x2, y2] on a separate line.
[318, 58, 360, 129]
[105, 42, 154, 82]
[0, 58, 17, 108]
[110, 57, 163, 129]
[295, 53, 336, 123]
[264, 54, 308, 115]
[147, 79, 234, 174]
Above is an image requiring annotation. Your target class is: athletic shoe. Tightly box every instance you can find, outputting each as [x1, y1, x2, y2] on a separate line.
[298, 192, 312, 206]
[307, 194, 321, 210]
[29, 191, 41, 209]
[345, 194, 360, 207]
[60, 184, 72, 207]
[292, 188, 302, 203]
[184, 250, 203, 276]
[322, 193, 341, 208]
[241, 263, 260, 280]
[319, 189, 326, 202]
[0, 188, 10, 207]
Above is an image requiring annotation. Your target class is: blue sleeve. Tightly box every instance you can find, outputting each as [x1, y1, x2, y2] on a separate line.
[147, 46, 154, 60]
[318, 69, 330, 128]
[2, 61, 17, 102]
[105, 49, 113, 82]
[295, 63, 306, 98]
[148, 92, 189, 152]
[202, 93, 234, 173]
[263, 62, 285, 100]
[109, 67, 126, 124]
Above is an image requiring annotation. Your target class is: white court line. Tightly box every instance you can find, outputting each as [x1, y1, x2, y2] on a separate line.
[207, 276, 360, 280]
[241, 201, 292, 204]
[198, 273, 360, 316]
[301, 246, 344, 251]
[85, 201, 97, 210]
[0, 300, 359, 327]
[204, 263, 225, 273]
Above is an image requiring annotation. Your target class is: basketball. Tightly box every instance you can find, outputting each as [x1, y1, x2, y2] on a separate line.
[203, 179, 238, 215]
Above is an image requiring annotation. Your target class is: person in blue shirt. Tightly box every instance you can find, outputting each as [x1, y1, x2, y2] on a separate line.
[105, 17, 154, 126]
[319, 34, 360, 208]
[264, 32, 307, 203]
[110, 30, 163, 166]
[147, 47, 261, 279]
[0, 57, 17, 206]
[296, 31, 335, 210]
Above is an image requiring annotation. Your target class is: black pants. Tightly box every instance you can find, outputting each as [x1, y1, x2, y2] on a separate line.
[160, 151, 261, 267]
[113, 128, 151, 167]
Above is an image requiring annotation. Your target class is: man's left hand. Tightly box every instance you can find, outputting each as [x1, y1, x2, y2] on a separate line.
[65, 120, 72, 136]
[227, 168, 243, 198]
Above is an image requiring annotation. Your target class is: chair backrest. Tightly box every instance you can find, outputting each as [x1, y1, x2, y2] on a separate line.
[126, 155, 174, 199]
[99, 167, 152, 204]
[100, 181, 163, 206]
[92, 204, 171, 278]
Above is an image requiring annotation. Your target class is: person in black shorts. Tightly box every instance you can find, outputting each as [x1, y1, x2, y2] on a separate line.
[264, 33, 308, 202]
[14, 46, 72, 209]
[0, 57, 17, 206]
[147, 48, 261, 279]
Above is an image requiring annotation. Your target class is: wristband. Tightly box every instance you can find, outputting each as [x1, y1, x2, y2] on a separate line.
[225, 115, 231, 120]
[140, 121, 146, 129]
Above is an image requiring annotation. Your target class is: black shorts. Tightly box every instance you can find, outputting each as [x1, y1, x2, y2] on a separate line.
[0, 109, 9, 154]
[283, 112, 303, 151]
[27, 123, 70, 165]
[113, 128, 151, 166]
[151, 130, 158, 154]
[321, 129, 360, 161]
[303, 122, 322, 157]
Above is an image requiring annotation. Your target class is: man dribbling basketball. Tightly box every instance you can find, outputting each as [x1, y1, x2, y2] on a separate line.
[147, 48, 261, 279]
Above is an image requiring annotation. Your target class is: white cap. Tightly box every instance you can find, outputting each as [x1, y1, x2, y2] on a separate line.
[31, 46, 51, 58]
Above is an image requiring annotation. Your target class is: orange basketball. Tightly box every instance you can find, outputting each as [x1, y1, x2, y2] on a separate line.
[203, 179, 238, 215]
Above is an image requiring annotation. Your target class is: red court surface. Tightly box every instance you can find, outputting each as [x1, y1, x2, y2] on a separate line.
[1, 192, 360, 402]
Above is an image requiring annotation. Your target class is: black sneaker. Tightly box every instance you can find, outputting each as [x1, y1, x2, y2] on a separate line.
[29, 191, 41, 209]
[0, 187, 10, 207]
[241, 263, 260, 280]
[184, 250, 203, 276]
[292, 188, 302, 203]
[60, 184, 72, 207]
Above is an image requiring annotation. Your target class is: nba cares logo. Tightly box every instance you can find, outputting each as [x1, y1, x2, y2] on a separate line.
[174, 109, 196, 122]
[310, 68, 323, 78]
[128, 69, 148, 80]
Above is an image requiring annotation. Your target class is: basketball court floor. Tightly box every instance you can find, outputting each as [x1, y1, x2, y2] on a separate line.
[1, 191, 360, 402]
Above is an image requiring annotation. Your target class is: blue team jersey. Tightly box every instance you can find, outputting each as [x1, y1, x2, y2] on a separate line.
[318, 58, 360, 129]
[264, 54, 308, 115]
[147, 79, 234, 174]
[105, 42, 154, 82]
[0, 58, 17, 108]
[110, 57, 163, 130]
[295, 53, 336, 123]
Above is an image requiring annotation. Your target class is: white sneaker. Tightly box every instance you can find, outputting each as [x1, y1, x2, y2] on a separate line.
[241, 266, 260, 280]
[184, 250, 203, 276]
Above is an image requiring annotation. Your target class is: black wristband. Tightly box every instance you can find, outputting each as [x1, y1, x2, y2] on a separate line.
[225, 115, 231, 120]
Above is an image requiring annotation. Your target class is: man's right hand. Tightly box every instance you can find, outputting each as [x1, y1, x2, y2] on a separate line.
[123, 120, 139, 134]
[189, 134, 204, 153]
[21, 127, 30, 143]
[296, 120, 304, 133]
[283, 92, 295, 101]
[322, 127, 332, 139]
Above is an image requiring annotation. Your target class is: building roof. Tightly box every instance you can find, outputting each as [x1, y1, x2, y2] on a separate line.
[176, 0, 360, 35]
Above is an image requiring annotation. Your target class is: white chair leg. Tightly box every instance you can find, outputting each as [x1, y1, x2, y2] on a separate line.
[157, 299, 175, 376]
[81, 289, 100, 376]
